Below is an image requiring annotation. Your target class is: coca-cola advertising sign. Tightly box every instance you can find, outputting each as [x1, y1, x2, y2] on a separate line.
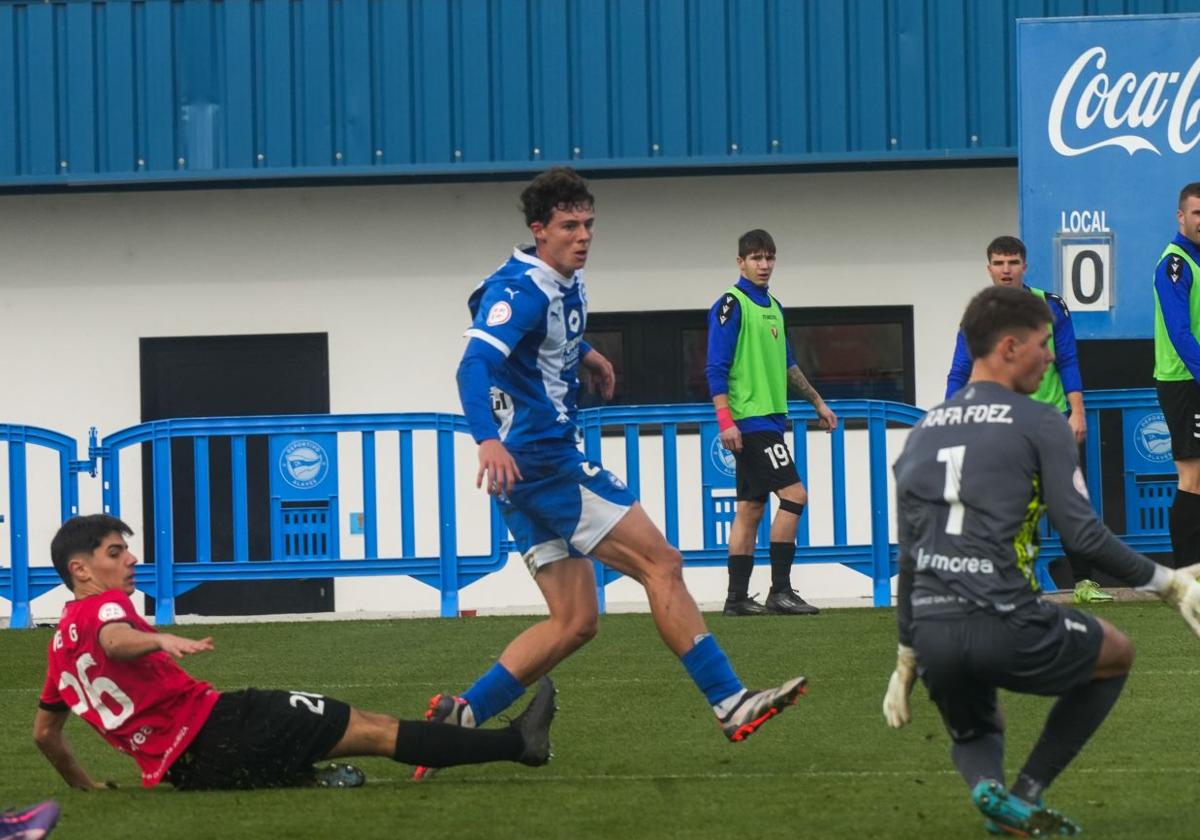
[1019, 15, 1200, 341]
[1049, 46, 1200, 157]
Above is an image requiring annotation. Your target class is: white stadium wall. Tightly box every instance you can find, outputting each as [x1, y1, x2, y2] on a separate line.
[0, 166, 1017, 621]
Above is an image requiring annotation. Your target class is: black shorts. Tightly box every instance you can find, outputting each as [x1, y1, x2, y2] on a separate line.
[166, 688, 352, 790]
[1157, 379, 1200, 461]
[911, 601, 1103, 743]
[733, 430, 801, 501]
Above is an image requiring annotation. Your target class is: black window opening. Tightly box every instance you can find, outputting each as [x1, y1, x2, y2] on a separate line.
[579, 306, 915, 409]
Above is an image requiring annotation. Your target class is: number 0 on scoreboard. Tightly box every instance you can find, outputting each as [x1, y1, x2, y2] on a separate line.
[1056, 234, 1113, 313]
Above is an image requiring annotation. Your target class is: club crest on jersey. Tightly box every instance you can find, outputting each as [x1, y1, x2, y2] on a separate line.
[770, 326, 778, 339]
[99, 602, 127, 622]
[487, 301, 513, 326]
[568, 310, 581, 332]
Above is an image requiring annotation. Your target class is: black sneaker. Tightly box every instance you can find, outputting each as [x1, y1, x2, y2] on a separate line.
[723, 594, 770, 616]
[313, 762, 366, 788]
[765, 589, 820, 615]
[509, 676, 558, 766]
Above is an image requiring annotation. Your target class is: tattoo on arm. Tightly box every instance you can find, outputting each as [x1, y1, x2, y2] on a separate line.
[787, 365, 822, 405]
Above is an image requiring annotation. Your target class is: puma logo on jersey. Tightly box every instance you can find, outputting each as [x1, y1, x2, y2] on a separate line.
[1064, 618, 1088, 634]
[504, 286, 520, 299]
[581, 462, 601, 477]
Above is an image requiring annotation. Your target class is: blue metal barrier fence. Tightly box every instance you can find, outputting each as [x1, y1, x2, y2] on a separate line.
[0, 390, 1175, 628]
[0, 425, 88, 628]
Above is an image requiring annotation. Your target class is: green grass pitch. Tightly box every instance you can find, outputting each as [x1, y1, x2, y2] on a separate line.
[2, 603, 1198, 839]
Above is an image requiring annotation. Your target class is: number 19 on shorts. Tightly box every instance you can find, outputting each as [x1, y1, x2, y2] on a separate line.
[764, 443, 792, 470]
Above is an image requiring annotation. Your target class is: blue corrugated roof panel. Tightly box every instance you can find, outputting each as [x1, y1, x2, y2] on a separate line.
[4, 0, 1200, 190]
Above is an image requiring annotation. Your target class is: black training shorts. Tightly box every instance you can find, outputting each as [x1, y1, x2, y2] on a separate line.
[166, 688, 352, 790]
[1156, 379, 1200, 461]
[911, 601, 1103, 743]
[733, 430, 801, 501]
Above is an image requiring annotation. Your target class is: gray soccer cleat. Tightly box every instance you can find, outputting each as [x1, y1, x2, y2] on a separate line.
[411, 692, 474, 781]
[718, 676, 808, 742]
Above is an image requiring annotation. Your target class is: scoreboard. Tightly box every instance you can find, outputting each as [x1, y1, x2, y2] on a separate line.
[1018, 14, 1200, 339]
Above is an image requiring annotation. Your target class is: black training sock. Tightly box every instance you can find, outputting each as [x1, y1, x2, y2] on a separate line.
[1016, 674, 1128, 798]
[393, 720, 523, 768]
[768, 542, 796, 594]
[727, 554, 754, 601]
[950, 732, 1005, 789]
[1168, 488, 1200, 568]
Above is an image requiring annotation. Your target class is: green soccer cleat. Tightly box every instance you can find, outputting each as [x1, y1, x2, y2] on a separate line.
[1073, 579, 1114, 605]
[972, 780, 1081, 837]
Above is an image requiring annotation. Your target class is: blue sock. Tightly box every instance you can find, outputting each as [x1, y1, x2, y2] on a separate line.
[461, 663, 525, 725]
[680, 634, 744, 706]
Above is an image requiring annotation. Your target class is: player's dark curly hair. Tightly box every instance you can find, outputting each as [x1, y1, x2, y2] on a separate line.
[986, 235, 1026, 261]
[520, 167, 594, 227]
[51, 514, 134, 589]
[960, 285, 1052, 360]
[738, 229, 776, 258]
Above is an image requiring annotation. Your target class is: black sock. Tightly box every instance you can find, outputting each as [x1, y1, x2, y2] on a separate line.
[1168, 489, 1200, 569]
[393, 720, 523, 768]
[950, 732, 1005, 789]
[1016, 674, 1127, 798]
[769, 542, 796, 593]
[727, 554, 754, 601]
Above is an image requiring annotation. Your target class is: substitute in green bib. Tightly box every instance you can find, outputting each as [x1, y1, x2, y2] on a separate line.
[945, 236, 1103, 605]
[705, 229, 837, 617]
[1152, 182, 1200, 570]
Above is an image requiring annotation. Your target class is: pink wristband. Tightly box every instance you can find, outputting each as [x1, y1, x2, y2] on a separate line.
[716, 406, 735, 432]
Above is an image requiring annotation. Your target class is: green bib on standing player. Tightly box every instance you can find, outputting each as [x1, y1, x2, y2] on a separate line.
[1027, 287, 1067, 412]
[726, 286, 788, 420]
[1153, 243, 1200, 382]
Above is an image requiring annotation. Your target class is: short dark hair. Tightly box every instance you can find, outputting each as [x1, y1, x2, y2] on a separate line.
[1179, 182, 1200, 209]
[960, 285, 1052, 360]
[50, 514, 134, 590]
[738, 229, 776, 258]
[986, 236, 1026, 262]
[519, 167, 595, 227]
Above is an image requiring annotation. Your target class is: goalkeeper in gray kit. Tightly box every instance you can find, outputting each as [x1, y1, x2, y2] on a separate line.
[883, 285, 1200, 837]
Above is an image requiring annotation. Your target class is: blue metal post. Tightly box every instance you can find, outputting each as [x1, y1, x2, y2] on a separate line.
[1085, 409, 1103, 519]
[831, 423, 847, 545]
[152, 434, 175, 624]
[231, 436, 248, 562]
[623, 425, 641, 497]
[362, 431, 378, 559]
[867, 410, 891, 607]
[792, 420, 810, 545]
[436, 424, 459, 617]
[193, 438, 211, 563]
[662, 423, 679, 546]
[102, 448, 121, 516]
[399, 430, 415, 557]
[8, 439, 31, 629]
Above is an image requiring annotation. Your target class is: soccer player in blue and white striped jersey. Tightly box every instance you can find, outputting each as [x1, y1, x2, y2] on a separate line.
[414, 168, 807, 778]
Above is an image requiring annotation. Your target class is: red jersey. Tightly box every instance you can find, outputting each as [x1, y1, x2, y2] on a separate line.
[39, 590, 220, 787]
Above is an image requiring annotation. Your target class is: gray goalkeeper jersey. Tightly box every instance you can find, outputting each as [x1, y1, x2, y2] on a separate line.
[893, 381, 1155, 624]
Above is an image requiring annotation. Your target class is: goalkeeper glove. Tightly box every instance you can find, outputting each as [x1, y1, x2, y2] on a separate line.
[882, 644, 918, 728]
[1158, 563, 1200, 638]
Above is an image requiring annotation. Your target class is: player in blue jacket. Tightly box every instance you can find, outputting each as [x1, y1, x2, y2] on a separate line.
[946, 236, 1102, 603]
[413, 168, 807, 779]
[1151, 182, 1200, 570]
